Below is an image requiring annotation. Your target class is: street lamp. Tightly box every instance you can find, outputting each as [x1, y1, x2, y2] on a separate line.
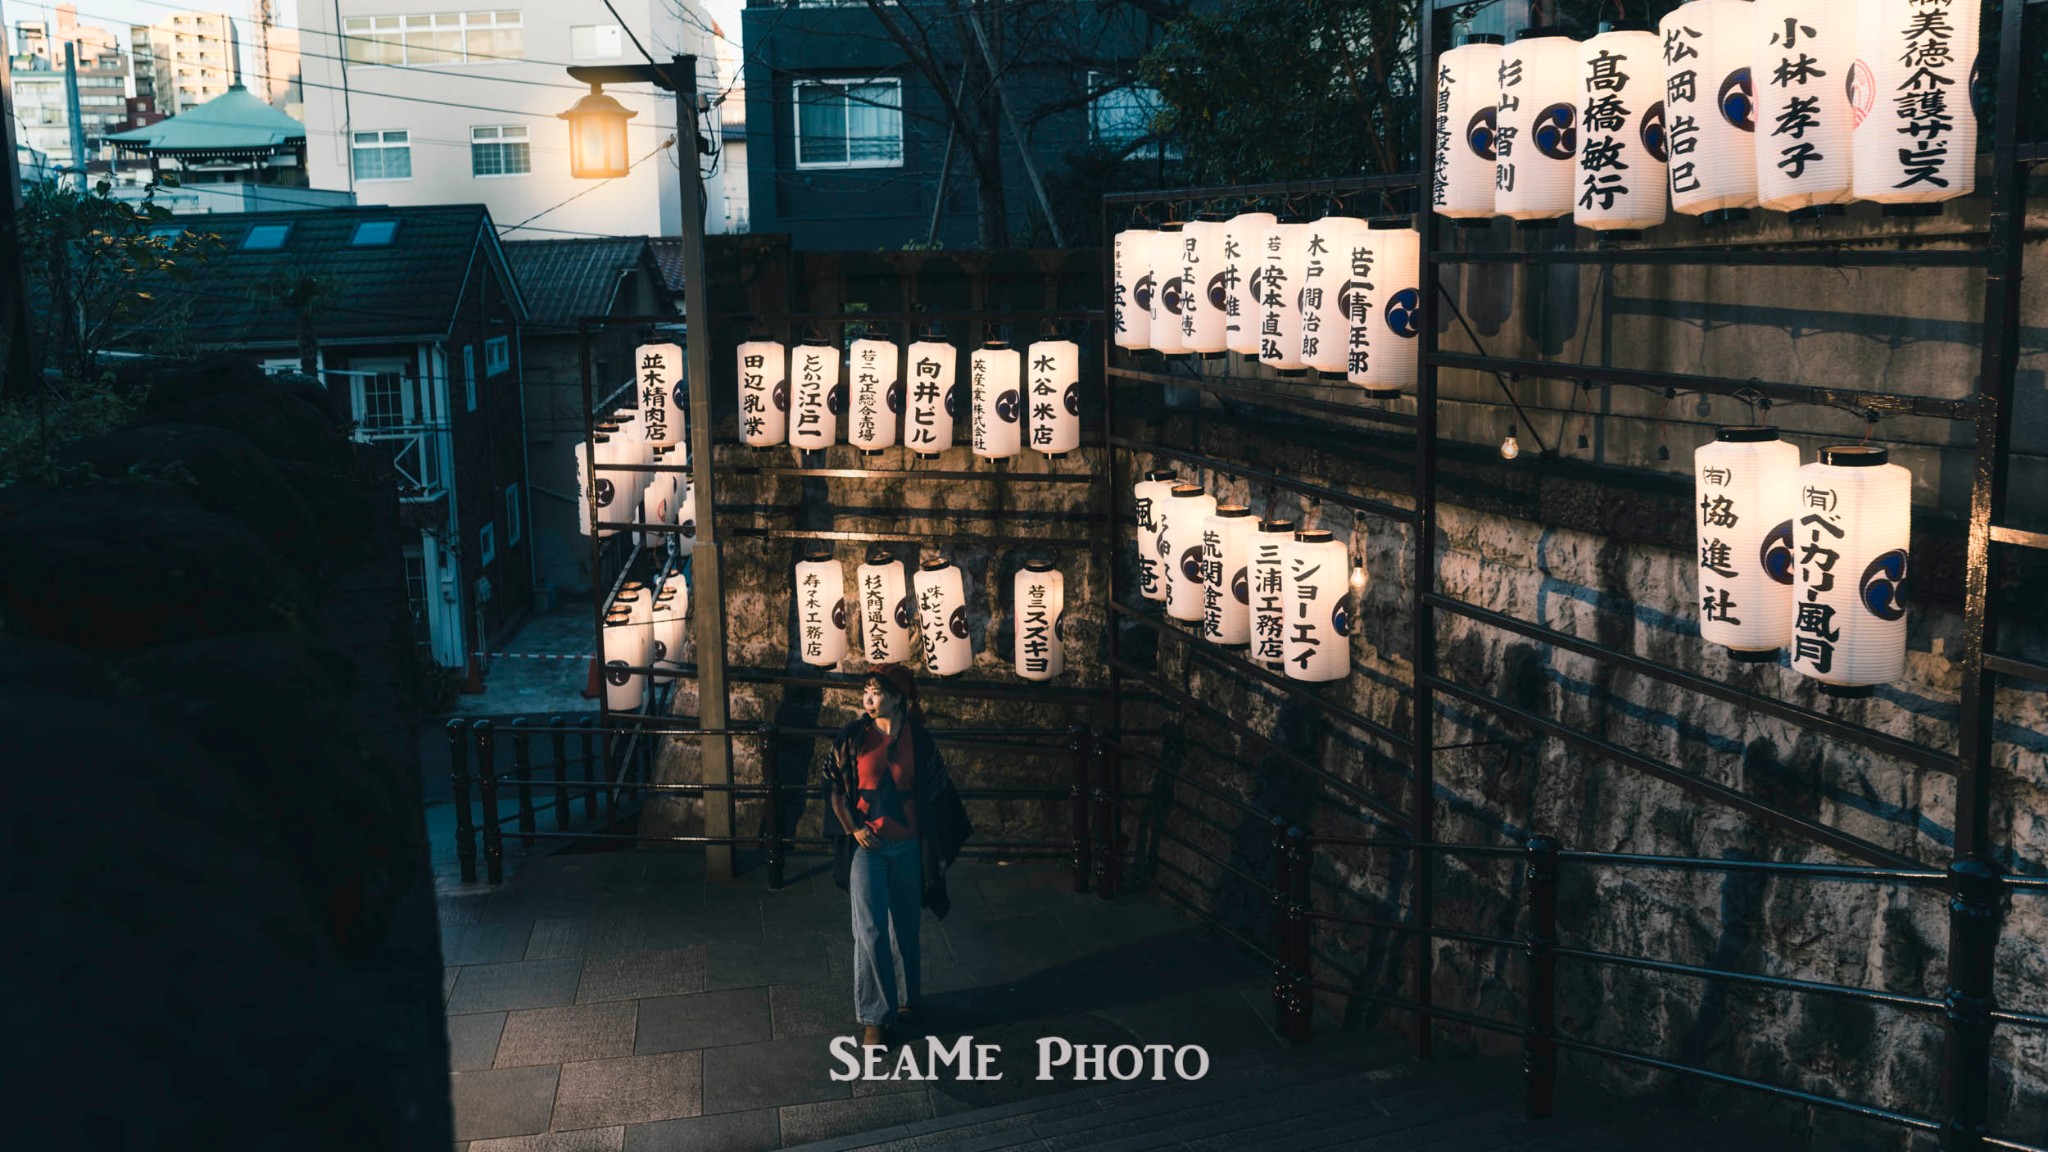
[558, 85, 637, 179]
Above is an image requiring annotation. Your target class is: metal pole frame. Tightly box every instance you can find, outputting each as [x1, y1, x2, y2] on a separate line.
[1410, 0, 1444, 1062]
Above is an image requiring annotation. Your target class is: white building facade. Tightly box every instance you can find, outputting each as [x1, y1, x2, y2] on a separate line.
[131, 11, 242, 116]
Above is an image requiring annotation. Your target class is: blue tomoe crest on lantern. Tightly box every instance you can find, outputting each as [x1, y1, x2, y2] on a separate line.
[772, 381, 790, 412]
[1718, 68, 1755, 132]
[1332, 599, 1349, 637]
[995, 389, 1021, 423]
[1860, 550, 1909, 621]
[886, 382, 904, 414]
[605, 660, 631, 686]
[1385, 289, 1420, 338]
[831, 598, 847, 629]
[1161, 276, 1185, 316]
[1466, 106, 1498, 160]
[594, 478, 615, 506]
[948, 605, 969, 639]
[1231, 567, 1249, 604]
[1534, 103, 1577, 159]
[652, 639, 667, 661]
[894, 597, 914, 629]
[1063, 384, 1080, 416]
[672, 380, 686, 410]
[1248, 266, 1266, 305]
[1207, 271, 1231, 311]
[1180, 546, 1205, 585]
[944, 384, 963, 418]
[1133, 273, 1155, 312]
[1641, 100, 1669, 162]
[826, 383, 848, 415]
[1762, 520, 1795, 585]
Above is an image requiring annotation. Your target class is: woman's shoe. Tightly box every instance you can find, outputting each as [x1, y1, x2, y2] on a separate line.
[896, 1005, 916, 1026]
[861, 1024, 886, 1048]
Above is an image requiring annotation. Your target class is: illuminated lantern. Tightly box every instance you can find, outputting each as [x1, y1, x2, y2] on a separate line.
[1575, 21, 1669, 234]
[657, 569, 688, 620]
[1694, 426, 1801, 661]
[788, 340, 841, 450]
[1347, 219, 1421, 395]
[1497, 29, 1582, 225]
[1299, 215, 1367, 378]
[1149, 221, 1189, 357]
[1851, 0, 1979, 209]
[601, 607, 647, 711]
[608, 411, 648, 534]
[1251, 519, 1295, 669]
[736, 337, 788, 447]
[561, 85, 636, 178]
[1435, 34, 1504, 222]
[634, 341, 683, 447]
[1754, 0, 1854, 217]
[1133, 468, 1179, 602]
[650, 585, 686, 684]
[1660, 0, 1758, 222]
[847, 334, 901, 454]
[855, 547, 915, 664]
[970, 341, 1023, 460]
[592, 421, 628, 537]
[1282, 529, 1351, 682]
[1013, 559, 1064, 681]
[575, 431, 614, 537]
[1160, 483, 1218, 624]
[641, 444, 676, 549]
[1113, 228, 1158, 351]
[794, 549, 850, 667]
[1201, 504, 1256, 647]
[1179, 214, 1229, 356]
[1223, 211, 1277, 357]
[1790, 445, 1911, 693]
[608, 583, 654, 708]
[914, 557, 973, 677]
[1024, 339, 1080, 457]
[903, 337, 958, 457]
[1256, 217, 1311, 375]
[677, 477, 696, 540]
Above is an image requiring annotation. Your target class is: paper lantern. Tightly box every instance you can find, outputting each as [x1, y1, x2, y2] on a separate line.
[1013, 560, 1064, 681]
[788, 341, 841, 450]
[1161, 484, 1218, 624]
[1694, 426, 1801, 661]
[1256, 219, 1311, 375]
[1223, 212, 1277, 357]
[1149, 221, 1189, 357]
[1133, 468, 1179, 602]
[903, 339, 958, 457]
[1497, 29, 1582, 224]
[1660, 0, 1759, 221]
[1435, 35, 1504, 221]
[794, 551, 850, 667]
[657, 569, 688, 619]
[1575, 22, 1669, 233]
[914, 557, 973, 676]
[649, 585, 686, 684]
[846, 336, 901, 453]
[640, 444, 676, 549]
[1179, 215, 1229, 356]
[575, 431, 614, 537]
[677, 477, 697, 540]
[1299, 216, 1367, 378]
[970, 342, 1023, 460]
[634, 341, 683, 447]
[855, 547, 915, 664]
[606, 412, 648, 533]
[1282, 529, 1351, 682]
[1113, 228, 1158, 351]
[1851, 0, 1979, 208]
[1251, 519, 1295, 669]
[1024, 339, 1081, 457]
[1790, 445, 1911, 692]
[736, 338, 789, 447]
[601, 607, 648, 711]
[1347, 220, 1421, 395]
[1753, 0, 1854, 216]
[1201, 504, 1256, 647]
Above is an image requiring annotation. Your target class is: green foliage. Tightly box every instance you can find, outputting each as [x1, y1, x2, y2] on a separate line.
[0, 371, 151, 488]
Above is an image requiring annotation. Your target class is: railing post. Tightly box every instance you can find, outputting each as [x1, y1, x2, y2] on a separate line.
[474, 719, 504, 885]
[548, 715, 570, 831]
[1069, 726, 1092, 894]
[1942, 859, 2002, 1152]
[1523, 836, 1560, 1121]
[1286, 826, 1312, 1044]
[1270, 815, 1292, 1039]
[578, 715, 598, 819]
[510, 717, 536, 848]
[447, 718, 476, 884]
[763, 725, 784, 891]
[1091, 729, 1118, 899]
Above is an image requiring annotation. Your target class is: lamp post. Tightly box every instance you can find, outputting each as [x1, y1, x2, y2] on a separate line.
[561, 55, 736, 879]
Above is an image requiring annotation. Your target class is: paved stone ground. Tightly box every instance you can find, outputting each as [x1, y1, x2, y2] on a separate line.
[444, 608, 601, 721]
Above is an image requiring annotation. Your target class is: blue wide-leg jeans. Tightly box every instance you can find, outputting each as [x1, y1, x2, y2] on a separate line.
[850, 835, 922, 1026]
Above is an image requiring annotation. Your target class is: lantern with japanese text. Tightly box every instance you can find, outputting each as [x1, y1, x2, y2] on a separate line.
[1300, 215, 1367, 378]
[970, 341, 1023, 459]
[1024, 339, 1080, 457]
[847, 334, 901, 453]
[1223, 211, 1278, 357]
[1179, 214, 1229, 356]
[794, 549, 850, 668]
[1134, 468, 1178, 602]
[914, 557, 973, 677]
[1161, 483, 1218, 624]
[1754, 0, 1854, 216]
[1497, 29, 1582, 225]
[788, 341, 841, 450]
[1257, 218, 1312, 375]
[1282, 529, 1351, 682]
[601, 607, 648, 711]
[1694, 426, 1801, 661]
[1201, 504, 1256, 647]
[1436, 34, 1504, 222]
[1851, 0, 1979, 209]
[1013, 560, 1065, 681]
[1790, 446, 1911, 693]
[1251, 519, 1295, 669]
[1113, 228, 1158, 351]
[1150, 221, 1189, 357]
[856, 547, 915, 664]
[607, 411, 648, 532]
[650, 585, 686, 684]
[736, 337, 789, 447]
[634, 341, 683, 447]
[1347, 220, 1421, 395]
[1660, 0, 1759, 222]
[641, 445, 676, 549]
[1575, 21, 1669, 233]
[575, 431, 613, 537]
[903, 337, 958, 457]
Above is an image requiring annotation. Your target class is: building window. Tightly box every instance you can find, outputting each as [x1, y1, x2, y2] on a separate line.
[793, 77, 903, 169]
[505, 484, 522, 545]
[350, 220, 398, 246]
[485, 335, 510, 377]
[463, 345, 477, 411]
[479, 522, 496, 568]
[1088, 71, 1174, 159]
[343, 11, 524, 66]
[352, 130, 412, 181]
[470, 125, 530, 177]
[571, 24, 621, 60]
[241, 223, 291, 250]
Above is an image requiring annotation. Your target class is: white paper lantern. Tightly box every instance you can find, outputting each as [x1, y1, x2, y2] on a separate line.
[1251, 519, 1295, 669]
[1851, 0, 1979, 208]
[1013, 560, 1065, 681]
[1201, 505, 1256, 647]
[1346, 220, 1421, 395]
[1282, 529, 1351, 682]
[1575, 23, 1670, 232]
[914, 558, 973, 676]
[970, 343, 1023, 460]
[1435, 35, 1504, 221]
[794, 552, 850, 667]
[1179, 216, 1229, 356]
[1133, 468, 1179, 602]
[1149, 222, 1189, 356]
[650, 586, 686, 684]
[594, 422, 631, 537]
[1257, 219, 1312, 375]
[855, 548, 915, 664]
[633, 341, 683, 447]
[1161, 484, 1218, 624]
[575, 431, 615, 538]
[788, 342, 841, 450]
[846, 336, 901, 453]
[657, 569, 688, 620]
[1694, 426, 1802, 660]
[1024, 339, 1081, 457]
[903, 339, 958, 457]
[1660, 0, 1759, 220]
[608, 583, 654, 706]
[606, 413, 648, 533]
[677, 477, 697, 540]
[1223, 211, 1277, 357]
[1790, 445, 1912, 691]
[640, 445, 676, 549]
[1299, 216, 1367, 378]
[1113, 228, 1158, 351]
[1497, 29, 1582, 224]
[1753, 0, 1854, 215]
[736, 338, 788, 447]
[601, 608, 648, 711]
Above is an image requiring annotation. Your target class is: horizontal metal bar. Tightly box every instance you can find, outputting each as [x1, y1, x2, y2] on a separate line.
[719, 309, 1103, 324]
[1304, 981, 1527, 1037]
[718, 465, 1098, 484]
[727, 504, 1104, 526]
[1149, 862, 1279, 966]
[1146, 758, 1274, 821]
[1305, 910, 1520, 951]
[1555, 946, 1944, 1014]
[455, 718, 756, 737]
[1108, 365, 1421, 430]
[1428, 352, 1979, 421]
[1986, 653, 2048, 686]
[1434, 245, 1991, 269]
[1552, 1035, 1943, 1132]
[1427, 594, 1959, 775]
[1991, 1008, 2048, 1030]
[1984, 1137, 2048, 1152]
[1424, 675, 1926, 871]
[657, 665, 1104, 704]
[1103, 172, 1421, 205]
[767, 725, 1075, 740]
[724, 526, 1102, 549]
[1108, 433, 1417, 524]
[1990, 524, 2048, 551]
[1553, 850, 1946, 885]
[1158, 826, 1268, 888]
[1297, 833, 1523, 859]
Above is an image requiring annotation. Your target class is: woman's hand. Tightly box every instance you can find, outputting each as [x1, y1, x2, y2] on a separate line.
[853, 827, 880, 850]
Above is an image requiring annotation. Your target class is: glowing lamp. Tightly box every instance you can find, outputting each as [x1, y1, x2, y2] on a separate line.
[1694, 426, 1801, 661]
[856, 547, 915, 663]
[794, 549, 850, 667]
[1755, 0, 1854, 217]
[1436, 35, 1505, 222]
[1790, 445, 1911, 693]
[735, 338, 788, 447]
[1223, 212, 1277, 357]
[1179, 215, 1229, 356]
[847, 335, 901, 453]
[1346, 219, 1421, 395]
[1201, 504, 1256, 647]
[904, 337, 958, 457]
[1251, 519, 1296, 669]
[1133, 468, 1179, 602]
[1112, 228, 1158, 351]
[1160, 483, 1218, 624]
[1852, 0, 1979, 209]
[1282, 529, 1351, 682]
[1574, 22, 1669, 233]
[1024, 339, 1080, 457]
[1660, 0, 1759, 222]
[1013, 559, 1064, 681]
[970, 341, 1023, 459]
[560, 85, 637, 179]
[1497, 29, 1582, 225]
[1149, 221, 1189, 357]
[914, 557, 973, 677]
[1299, 216, 1367, 378]
[788, 340, 840, 450]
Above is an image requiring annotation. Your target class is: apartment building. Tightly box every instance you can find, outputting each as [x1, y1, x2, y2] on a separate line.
[132, 11, 241, 117]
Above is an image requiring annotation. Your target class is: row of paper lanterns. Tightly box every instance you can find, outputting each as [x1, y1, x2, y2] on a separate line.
[1439, 0, 1981, 230]
[573, 342, 696, 542]
[1135, 470, 1364, 683]
[736, 337, 1084, 458]
[1695, 428, 1910, 691]
[790, 550, 1067, 681]
[600, 575, 690, 711]
[1112, 217, 1423, 393]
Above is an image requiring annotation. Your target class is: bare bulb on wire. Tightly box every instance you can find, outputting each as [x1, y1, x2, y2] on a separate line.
[1500, 425, 1521, 460]
[1349, 563, 1368, 593]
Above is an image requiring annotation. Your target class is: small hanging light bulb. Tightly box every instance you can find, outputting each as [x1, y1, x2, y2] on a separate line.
[1349, 561, 1368, 593]
[1500, 424, 1521, 460]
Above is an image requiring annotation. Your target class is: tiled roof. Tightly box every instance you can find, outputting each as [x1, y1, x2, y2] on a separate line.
[102, 83, 303, 152]
[502, 237, 652, 329]
[647, 238, 688, 295]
